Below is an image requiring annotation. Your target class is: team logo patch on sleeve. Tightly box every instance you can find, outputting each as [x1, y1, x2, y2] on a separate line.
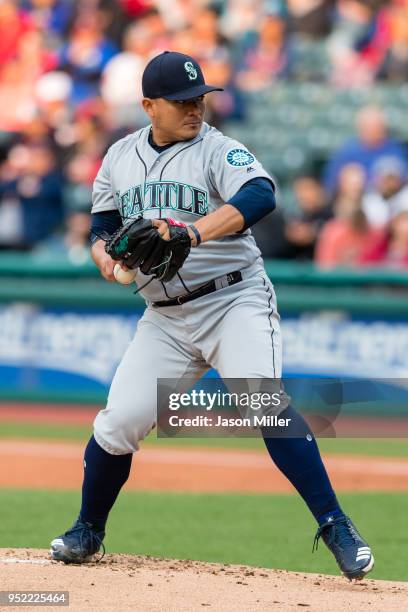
[226, 148, 255, 167]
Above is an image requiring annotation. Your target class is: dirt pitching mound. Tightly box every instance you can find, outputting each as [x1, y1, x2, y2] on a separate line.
[0, 549, 407, 612]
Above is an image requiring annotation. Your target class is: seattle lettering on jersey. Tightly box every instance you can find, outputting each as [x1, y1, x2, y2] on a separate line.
[117, 181, 209, 219]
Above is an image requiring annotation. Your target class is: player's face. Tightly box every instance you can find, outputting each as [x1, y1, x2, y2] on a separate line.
[143, 96, 206, 144]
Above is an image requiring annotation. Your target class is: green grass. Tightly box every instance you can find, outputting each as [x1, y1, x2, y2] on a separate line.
[1, 421, 407, 457]
[0, 489, 406, 582]
[0, 422, 91, 442]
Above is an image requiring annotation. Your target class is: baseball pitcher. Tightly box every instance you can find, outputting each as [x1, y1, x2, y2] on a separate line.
[50, 51, 373, 581]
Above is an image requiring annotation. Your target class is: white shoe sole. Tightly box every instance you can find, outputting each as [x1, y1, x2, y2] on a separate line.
[344, 554, 375, 581]
[49, 541, 92, 564]
[361, 554, 375, 575]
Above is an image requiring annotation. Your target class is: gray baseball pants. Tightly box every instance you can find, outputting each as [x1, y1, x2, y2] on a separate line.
[93, 262, 283, 454]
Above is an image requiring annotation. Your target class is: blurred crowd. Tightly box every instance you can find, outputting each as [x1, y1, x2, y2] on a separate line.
[0, 0, 408, 268]
[252, 105, 408, 268]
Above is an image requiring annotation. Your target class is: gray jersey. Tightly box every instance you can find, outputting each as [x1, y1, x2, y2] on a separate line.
[92, 122, 273, 302]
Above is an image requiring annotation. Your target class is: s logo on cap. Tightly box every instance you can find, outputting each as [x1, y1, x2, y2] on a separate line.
[184, 61, 198, 81]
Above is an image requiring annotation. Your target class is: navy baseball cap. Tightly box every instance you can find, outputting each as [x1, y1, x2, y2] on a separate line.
[142, 51, 223, 101]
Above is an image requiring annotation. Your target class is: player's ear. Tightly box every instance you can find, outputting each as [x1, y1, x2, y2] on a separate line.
[142, 98, 155, 119]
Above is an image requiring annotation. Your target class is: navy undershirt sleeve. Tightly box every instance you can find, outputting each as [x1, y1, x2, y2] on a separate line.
[90, 210, 123, 243]
[228, 177, 276, 230]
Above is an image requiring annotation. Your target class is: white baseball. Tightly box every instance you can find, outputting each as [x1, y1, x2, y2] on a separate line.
[113, 264, 137, 285]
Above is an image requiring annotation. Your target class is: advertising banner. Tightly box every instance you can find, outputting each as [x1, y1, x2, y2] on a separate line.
[0, 304, 407, 402]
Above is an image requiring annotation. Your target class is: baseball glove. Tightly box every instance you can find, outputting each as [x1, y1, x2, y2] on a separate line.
[105, 216, 191, 283]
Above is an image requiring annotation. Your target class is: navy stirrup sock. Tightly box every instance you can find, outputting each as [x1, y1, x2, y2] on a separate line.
[80, 435, 132, 531]
[261, 405, 343, 524]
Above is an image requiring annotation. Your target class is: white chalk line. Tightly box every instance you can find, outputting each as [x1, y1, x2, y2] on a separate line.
[0, 557, 52, 565]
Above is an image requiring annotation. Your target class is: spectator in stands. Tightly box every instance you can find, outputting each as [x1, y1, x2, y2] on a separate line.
[363, 156, 408, 227]
[219, 0, 264, 44]
[33, 71, 73, 152]
[0, 28, 56, 132]
[151, 0, 190, 31]
[286, 0, 335, 80]
[20, 0, 75, 44]
[96, 0, 131, 47]
[284, 175, 332, 259]
[359, 210, 408, 267]
[0, 142, 64, 249]
[48, 98, 108, 172]
[0, 56, 36, 133]
[58, 10, 118, 104]
[323, 105, 408, 197]
[287, 0, 335, 39]
[330, 160, 366, 206]
[377, 5, 408, 81]
[169, 8, 240, 125]
[252, 175, 331, 260]
[17, 115, 54, 150]
[189, 7, 227, 61]
[0, 144, 25, 249]
[251, 202, 291, 259]
[119, 0, 152, 19]
[61, 209, 91, 264]
[316, 163, 381, 267]
[201, 53, 246, 127]
[327, 0, 390, 86]
[171, 26, 195, 56]
[34, 209, 91, 263]
[0, 0, 34, 65]
[236, 11, 290, 90]
[62, 152, 95, 213]
[101, 14, 168, 128]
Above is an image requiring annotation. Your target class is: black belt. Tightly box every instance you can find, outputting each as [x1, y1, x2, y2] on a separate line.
[152, 270, 243, 307]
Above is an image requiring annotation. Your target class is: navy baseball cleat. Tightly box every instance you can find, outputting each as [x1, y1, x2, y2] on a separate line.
[50, 517, 105, 564]
[313, 515, 374, 580]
